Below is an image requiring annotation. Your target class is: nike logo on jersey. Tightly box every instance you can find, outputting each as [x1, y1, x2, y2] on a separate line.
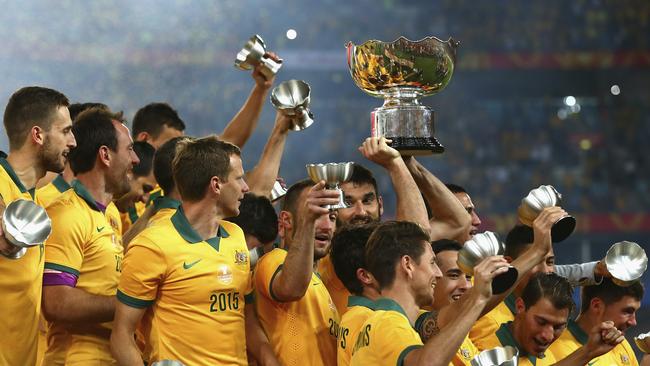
[183, 259, 202, 269]
[96, 226, 105, 232]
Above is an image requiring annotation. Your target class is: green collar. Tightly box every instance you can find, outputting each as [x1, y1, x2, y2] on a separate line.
[0, 157, 35, 199]
[504, 293, 517, 315]
[127, 205, 139, 223]
[153, 195, 180, 212]
[52, 175, 71, 193]
[567, 319, 588, 345]
[147, 188, 163, 205]
[496, 322, 541, 365]
[373, 297, 409, 319]
[347, 295, 376, 310]
[171, 206, 229, 251]
[71, 180, 102, 211]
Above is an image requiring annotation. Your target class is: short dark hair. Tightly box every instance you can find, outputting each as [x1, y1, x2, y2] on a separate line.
[69, 102, 109, 121]
[348, 164, 378, 196]
[432, 239, 463, 254]
[521, 272, 574, 313]
[445, 183, 467, 194]
[68, 108, 125, 175]
[330, 222, 380, 295]
[505, 225, 534, 259]
[153, 136, 190, 194]
[172, 135, 240, 202]
[132, 103, 185, 139]
[580, 278, 645, 314]
[3, 86, 70, 150]
[132, 141, 156, 177]
[365, 221, 430, 290]
[281, 179, 314, 215]
[226, 193, 278, 244]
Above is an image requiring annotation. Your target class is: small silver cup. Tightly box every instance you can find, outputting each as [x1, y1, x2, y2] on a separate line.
[604, 241, 647, 287]
[518, 185, 576, 243]
[635, 331, 650, 353]
[458, 231, 518, 295]
[271, 80, 314, 131]
[305, 162, 355, 210]
[1, 199, 52, 259]
[234, 34, 282, 79]
[270, 179, 288, 202]
[471, 346, 519, 366]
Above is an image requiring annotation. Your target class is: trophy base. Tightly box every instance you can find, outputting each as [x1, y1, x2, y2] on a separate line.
[385, 136, 445, 155]
[371, 103, 444, 155]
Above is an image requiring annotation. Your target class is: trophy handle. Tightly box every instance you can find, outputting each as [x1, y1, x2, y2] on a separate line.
[445, 38, 460, 62]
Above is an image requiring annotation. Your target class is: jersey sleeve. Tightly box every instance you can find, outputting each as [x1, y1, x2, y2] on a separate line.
[253, 248, 285, 302]
[43, 199, 87, 276]
[117, 235, 166, 308]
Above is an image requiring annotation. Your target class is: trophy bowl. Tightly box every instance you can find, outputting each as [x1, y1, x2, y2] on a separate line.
[1, 199, 51, 259]
[635, 331, 650, 353]
[518, 185, 576, 243]
[470, 346, 519, 366]
[234, 34, 282, 79]
[346, 36, 459, 155]
[459, 231, 518, 295]
[604, 241, 648, 287]
[305, 162, 355, 210]
[270, 80, 314, 131]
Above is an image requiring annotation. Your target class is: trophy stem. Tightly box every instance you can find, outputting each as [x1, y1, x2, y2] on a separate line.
[326, 184, 349, 210]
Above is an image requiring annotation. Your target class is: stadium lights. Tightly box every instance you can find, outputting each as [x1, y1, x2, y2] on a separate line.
[286, 29, 297, 40]
[610, 85, 621, 95]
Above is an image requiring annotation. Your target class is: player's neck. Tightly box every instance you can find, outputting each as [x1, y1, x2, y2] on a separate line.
[75, 172, 113, 206]
[182, 200, 221, 241]
[381, 284, 419, 325]
[575, 312, 598, 334]
[6, 150, 45, 190]
[361, 286, 381, 302]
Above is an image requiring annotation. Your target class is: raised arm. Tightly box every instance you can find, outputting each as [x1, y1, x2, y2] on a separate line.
[220, 54, 279, 148]
[404, 157, 471, 242]
[359, 137, 430, 231]
[408, 255, 509, 366]
[554, 321, 624, 366]
[270, 182, 340, 301]
[245, 111, 292, 198]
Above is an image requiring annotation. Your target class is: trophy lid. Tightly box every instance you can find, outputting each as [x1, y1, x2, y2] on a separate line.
[346, 36, 459, 98]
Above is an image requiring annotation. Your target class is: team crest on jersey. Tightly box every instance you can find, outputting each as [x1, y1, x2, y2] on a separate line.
[109, 217, 119, 231]
[460, 348, 471, 360]
[621, 355, 630, 364]
[234, 250, 248, 265]
[217, 265, 233, 285]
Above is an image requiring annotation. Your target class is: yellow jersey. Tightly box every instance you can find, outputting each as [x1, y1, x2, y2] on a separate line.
[480, 321, 557, 366]
[414, 310, 479, 366]
[0, 157, 44, 366]
[470, 293, 516, 351]
[350, 298, 423, 366]
[117, 208, 252, 366]
[548, 320, 639, 366]
[338, 296, 375, 366]
[43, 180, 124, 365]
[255, 248, 340, 366]
[147, 195, 180, 226]
[318, 254, 351, 316]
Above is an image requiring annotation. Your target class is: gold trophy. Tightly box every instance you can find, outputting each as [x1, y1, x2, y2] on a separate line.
[346, 36, 459, 155]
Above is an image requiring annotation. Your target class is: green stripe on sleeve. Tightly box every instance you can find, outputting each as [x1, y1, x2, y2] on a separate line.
[116, 290, 155, 309]
[397, 345, 422, 366]
[269, 264, 284, 302]
[44, 262, 80, 277]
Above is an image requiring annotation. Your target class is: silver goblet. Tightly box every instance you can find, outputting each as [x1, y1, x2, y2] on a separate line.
[458, 231, 518, 295]
[518, 185, 576, 243]
[305, 162, 354, 210]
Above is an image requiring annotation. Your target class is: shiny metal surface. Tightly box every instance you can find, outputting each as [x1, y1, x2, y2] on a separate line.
[459, 231, 517, 294]
[347, 36, 458, 97]
[1, 199, 51, 259]
[518, 185, 576, 243]
[346, 36, 458, 154]
[270, 179, 287, 202]
[635, 331, 650, 353]
[270, 80, 314, 131]
[249, 246, 265, 269]
[605, 241, 647, 287]
[305, 162, 354, 210]
[471, 346, 519, 366]
[234, 34, 282, 79]
[151, 361, 185, 366]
